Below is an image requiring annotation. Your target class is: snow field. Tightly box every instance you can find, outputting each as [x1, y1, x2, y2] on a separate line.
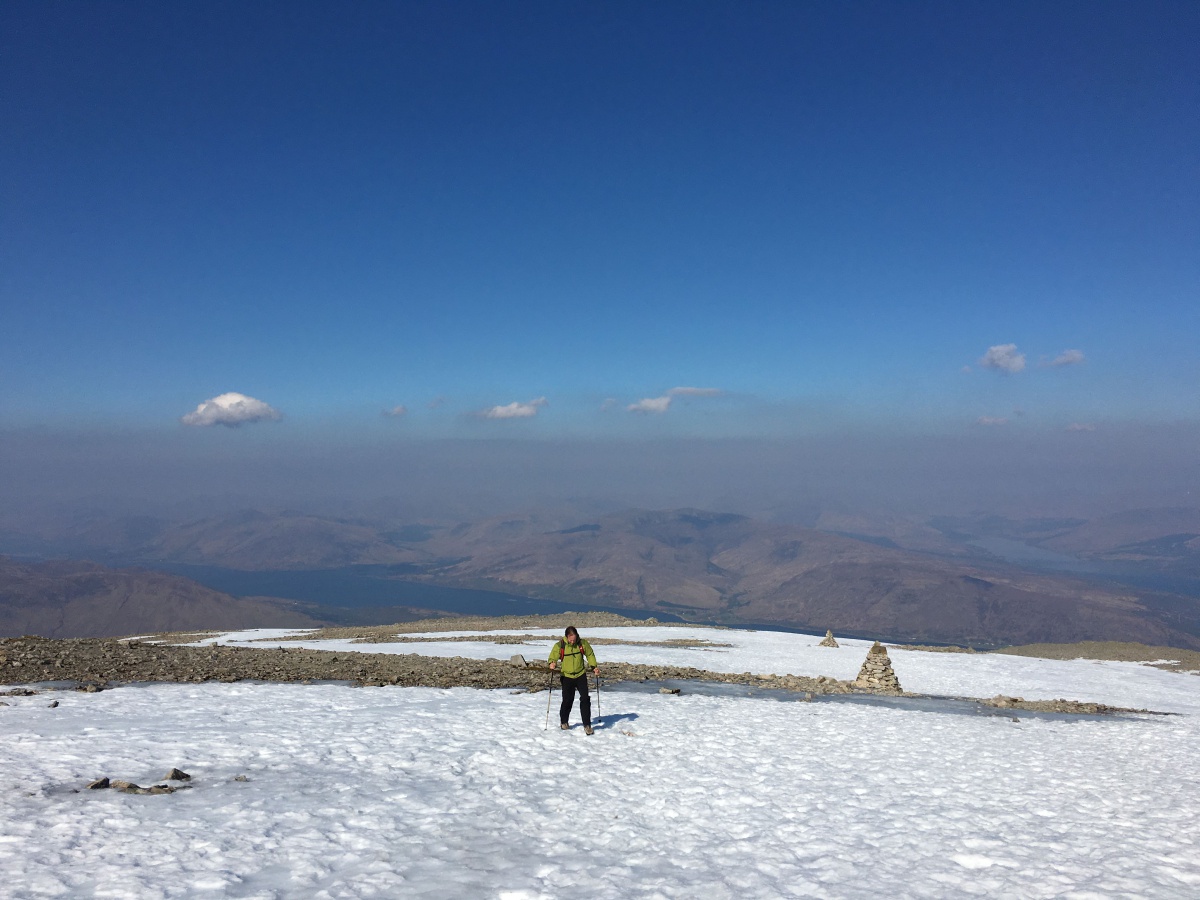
[2, 675, 1199, 898]
[224, 626, 1200, 716]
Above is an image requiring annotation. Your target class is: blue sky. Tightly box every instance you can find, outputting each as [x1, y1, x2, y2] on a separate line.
[1, 2, 1197, 519]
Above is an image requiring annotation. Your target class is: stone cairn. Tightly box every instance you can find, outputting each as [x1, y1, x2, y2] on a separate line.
[818, 630, 839, 648]
[854, 641, 902, 693]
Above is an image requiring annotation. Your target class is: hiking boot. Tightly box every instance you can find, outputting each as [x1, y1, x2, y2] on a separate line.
[560, 723, 569, 730]
[584, 725, 594, 735]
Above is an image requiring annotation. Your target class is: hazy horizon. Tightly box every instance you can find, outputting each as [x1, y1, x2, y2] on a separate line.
[3, 420, 1197, 530]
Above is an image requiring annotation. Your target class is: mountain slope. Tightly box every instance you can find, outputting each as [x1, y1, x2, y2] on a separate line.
[0, 557, 325, 638]
[419, 509, 1200, 648]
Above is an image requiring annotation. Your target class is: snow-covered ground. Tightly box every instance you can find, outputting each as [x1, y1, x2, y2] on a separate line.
[3, 626, 1199, 898]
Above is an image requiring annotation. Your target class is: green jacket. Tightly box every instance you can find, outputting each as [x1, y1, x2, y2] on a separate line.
[548, 638, 597, 678]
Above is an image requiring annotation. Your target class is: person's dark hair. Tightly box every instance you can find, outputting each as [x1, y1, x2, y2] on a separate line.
[564, 625, 579, 641]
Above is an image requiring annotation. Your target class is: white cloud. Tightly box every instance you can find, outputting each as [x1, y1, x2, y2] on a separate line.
[979, 344, 1025, 374]
[481, 397, 547, 419]
[1046, 349, 1086, 367]
[975, 416, 1009, 427]
[600, 398, 618, 412]
[383, 405, 408, 418]
[628, 396, 673, 414]
[181, 392, 281, 428]
[427, 396, 446, 410]
[627, 386, 725, 414]
[1066, 422, 1096, 432]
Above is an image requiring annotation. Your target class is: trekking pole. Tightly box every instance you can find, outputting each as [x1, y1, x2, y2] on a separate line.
[594, 670, 601, 723]
[544, 666, 555, 730]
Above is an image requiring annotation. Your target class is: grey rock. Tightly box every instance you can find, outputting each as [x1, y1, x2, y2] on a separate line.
[658, 687, 681, 695]
[233, 775, 249, 782]
[509, 654, 528, 667]
[818, 630, 840, 648]
[854, 641, 903, 694]
[164, 768, 191, 781]
[87, 778, 110, 790]
[48, 700, 59, 708]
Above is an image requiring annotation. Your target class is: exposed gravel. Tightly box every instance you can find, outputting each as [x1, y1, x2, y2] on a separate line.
[0, 615, 1170, 715]
[993, 640, 1200, 673]
[0, 633, 855, 696]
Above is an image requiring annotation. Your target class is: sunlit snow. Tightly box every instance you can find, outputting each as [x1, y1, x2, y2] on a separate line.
[3, 625, 1198, 898]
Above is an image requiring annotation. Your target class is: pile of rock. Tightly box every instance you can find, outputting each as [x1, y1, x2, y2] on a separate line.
[854, 641, 902, 693]
[87, 768, 191, 796]
[818, 630, 839, 648]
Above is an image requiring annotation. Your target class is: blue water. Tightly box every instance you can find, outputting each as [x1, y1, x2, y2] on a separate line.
[969, 537, 1200, 599]
[145, 562, 681, 623]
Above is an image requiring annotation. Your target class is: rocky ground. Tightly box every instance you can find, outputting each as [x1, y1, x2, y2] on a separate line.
[995, 640, 1200, 672]
[0, 614, 1171, 715]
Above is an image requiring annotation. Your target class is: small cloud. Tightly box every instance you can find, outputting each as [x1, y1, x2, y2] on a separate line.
[181, 392, 281, 428]
[1066, 422, 1096, 432]
[383, 405, 408, 418]
[979, 344, 1025, 374]
[1045, 349, 1085, 367]
[627, 385, 725, 414]
[975, 416, 1009, 427]
[628, 396, 673, 414]
[960, 365, 973, 374]
[481, 397, 548, 419]
[427, 396, 446, 410]
[600, 398, 618, 412]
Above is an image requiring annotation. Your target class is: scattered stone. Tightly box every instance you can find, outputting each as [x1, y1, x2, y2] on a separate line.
[990, 695, 1025, 708]
[233, 775, 249, 782]
[818, 630, 839, 648]
[855, 642, 903, 694]
[658, 687, 681, 695]
[48, 700, 59, 708]
[0, 632, 1144, 715]
[109, 780, 176, 795]
[87, 778, 110, 790]
[509, 654, 528, 667]
[164, 768, 191, 782]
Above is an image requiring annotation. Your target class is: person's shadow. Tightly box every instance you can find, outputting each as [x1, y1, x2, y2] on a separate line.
[592, 712, 638, 730]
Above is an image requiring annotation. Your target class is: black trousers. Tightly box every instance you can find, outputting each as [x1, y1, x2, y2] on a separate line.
[559, 674, 591, 726]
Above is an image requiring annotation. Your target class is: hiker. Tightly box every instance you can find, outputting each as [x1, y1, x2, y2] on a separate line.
[548, 625, 600, 735]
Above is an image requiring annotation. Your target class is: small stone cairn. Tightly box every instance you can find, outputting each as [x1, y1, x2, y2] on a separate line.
[818, 630, 839, 648]
[854, 642, 902, 694]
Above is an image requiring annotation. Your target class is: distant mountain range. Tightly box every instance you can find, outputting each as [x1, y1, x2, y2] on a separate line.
[0, 557, 326, 639]
[408, 509, 1199, 648]
[3, 505, 1199, 648]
